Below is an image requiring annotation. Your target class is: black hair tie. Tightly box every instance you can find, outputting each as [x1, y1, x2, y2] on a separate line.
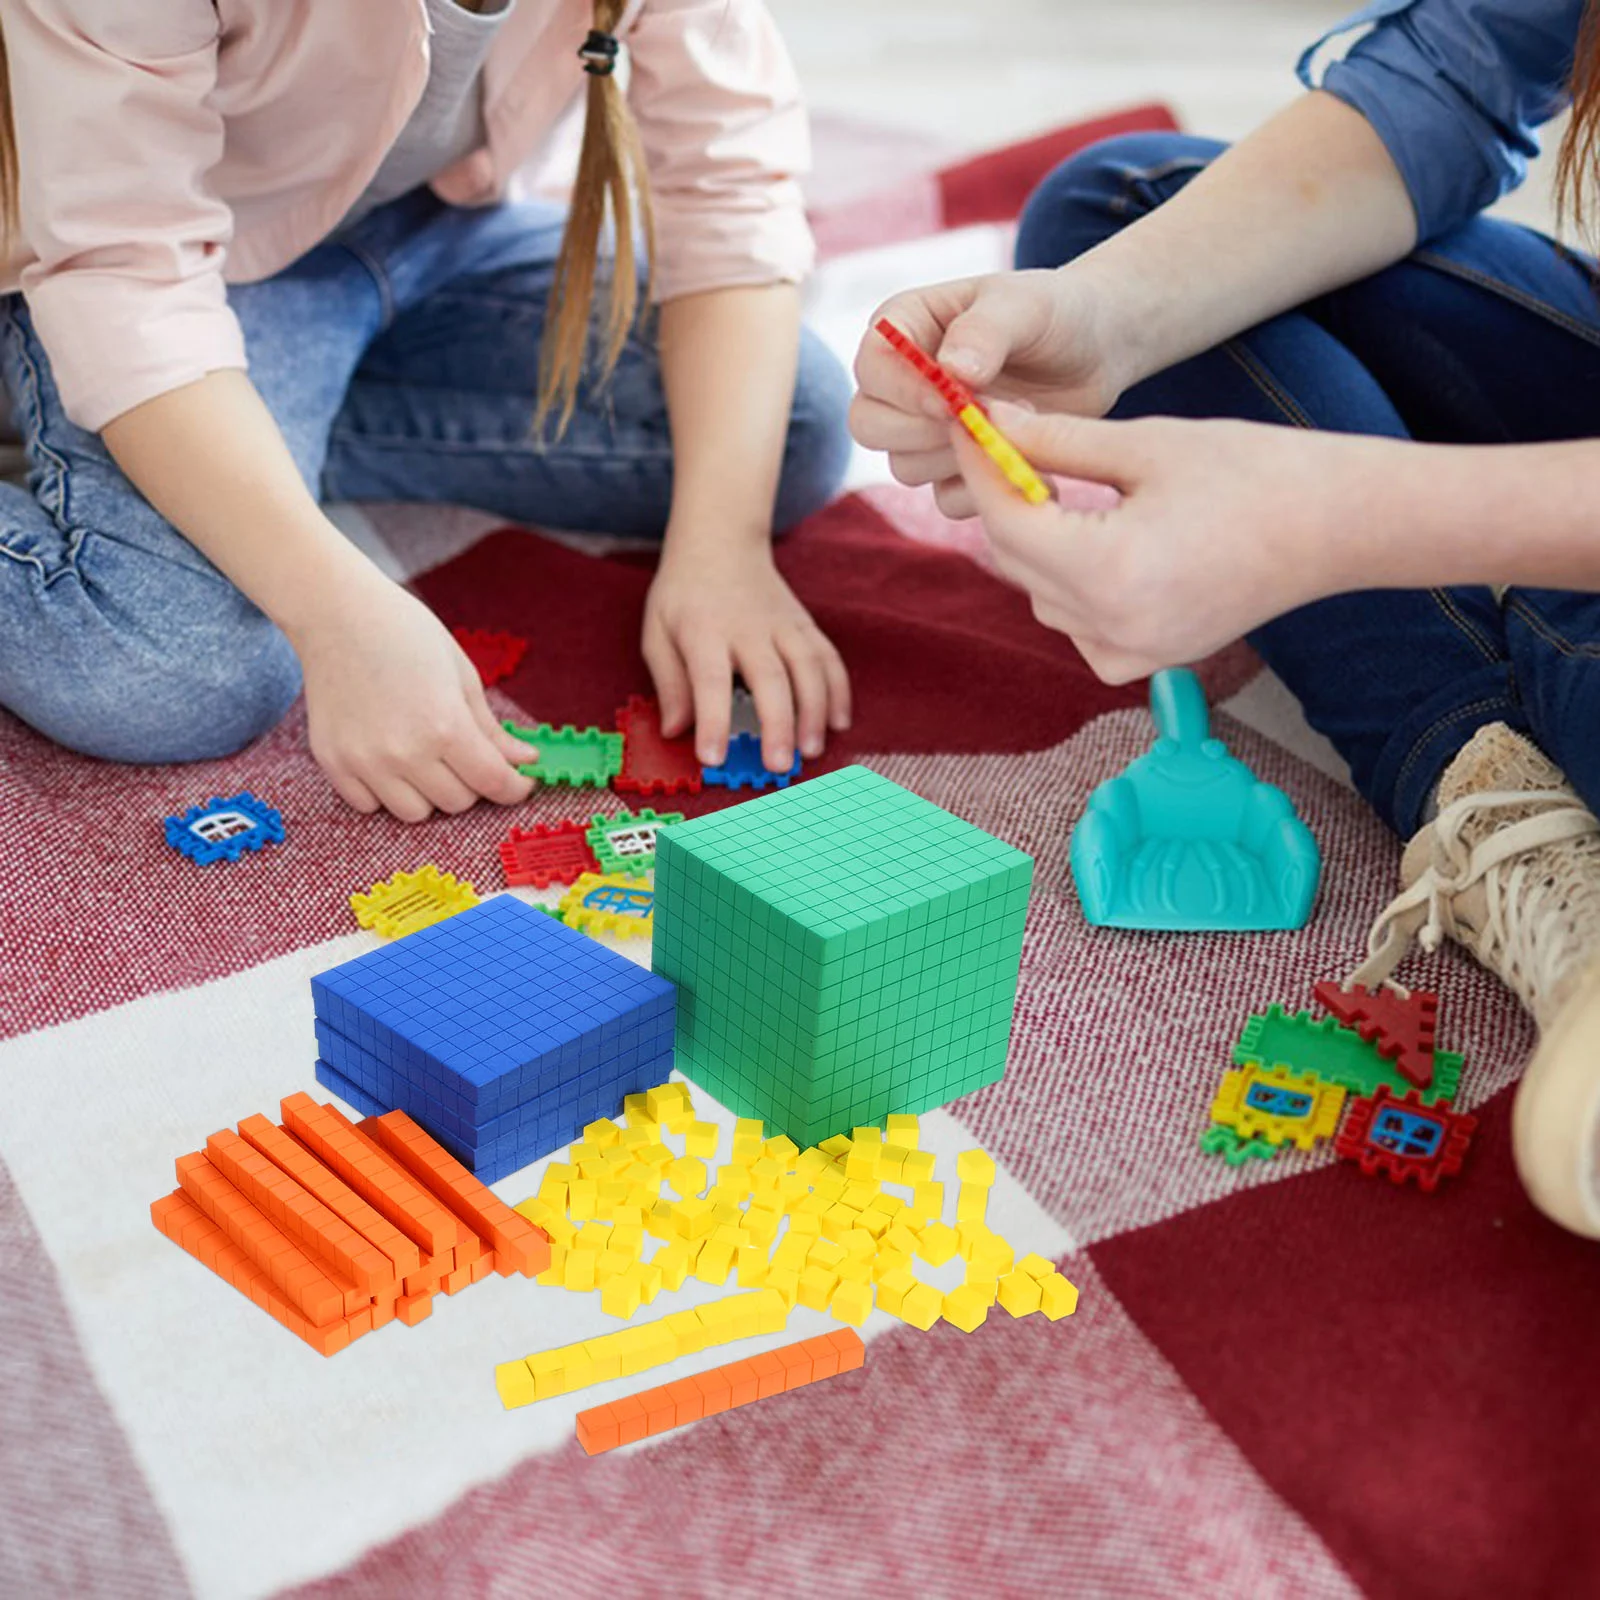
[579, 29, 620, 76]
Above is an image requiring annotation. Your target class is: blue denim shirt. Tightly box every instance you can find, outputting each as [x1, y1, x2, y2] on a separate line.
[1299, 0, 1582, 241]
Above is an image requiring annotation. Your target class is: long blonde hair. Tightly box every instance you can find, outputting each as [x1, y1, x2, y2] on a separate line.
[0, 7, 654, 432]
[537, 1, 657, 435]
[1559, 2, 1600, 240]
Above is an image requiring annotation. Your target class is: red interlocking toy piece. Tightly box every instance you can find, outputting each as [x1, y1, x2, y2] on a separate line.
[614, 694, 703, 797]
[873, 318, 978, 418]
[499, 821, 600, 889]
[1314, 980, 1438, 1090]
[1335, 1086, 1476, 1193]
[452, 626, 528, 687]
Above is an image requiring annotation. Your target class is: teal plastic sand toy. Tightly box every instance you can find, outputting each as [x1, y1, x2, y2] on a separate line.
[1070, 669, 1320, 931]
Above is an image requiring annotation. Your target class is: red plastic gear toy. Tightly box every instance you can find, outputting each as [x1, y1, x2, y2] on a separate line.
[499, 821, 601, 889]
[453, 626, 528, 687]
[1314, 980, 1438, 1090]
[1335, 1086, 1476, 1193]
[614, 694, 703, 797]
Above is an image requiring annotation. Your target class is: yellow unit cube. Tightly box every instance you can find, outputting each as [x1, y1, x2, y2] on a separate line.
[625, 1182, 659, 1214]
[840, 1229, 877, 1262]
[568, 1178, 598, 1222]
[899, 1283, 943, 1331]
[637, 1260, 664, 1305]
[917, 1222, 959, 1267]
[716, 1162, 753, 1196]
[611, 1203, 645, 1229]
[873, 1249, 913, 1282]
[955, 1149, 997, 1188]
[654, 1240, 693, 1291]
[527, 1350, 568, 1400]
[955, 1185, 989, 1226]
[841, 1179, 879, 1211]
[577, 1221, 612, 1251]
[772, 1233, 811, 1273]
[666, 1157, 707, 1199]
[1016, 1252, 1054, 1280]
[788, 1209, 822, 1239]
[766, 1266, 800, 1308]
[622, 1092, 655, 1124]
[901, 1150, 936, 1185]
[563, 1344, 597, 1395]
[621, 1124, 654, 1152]
[614, 1327, 657, 1378]
[997, 1271, 1044, 1318]
[818, 1133, 852, 1159]
[594, 1251, 627, 1285]
[1039, 1272, 1079, 1321]
[734, 1116, 765, 1144]
[845, 1141, 881, 1183]
[877, 1147, 906, 1184]
[696, 1239, 738, 1287]
[644, 1084, 680, 1121]
[812, 1169, 848, 1204]
[535, 1244, 567, 1286]
[793, 1192, 828, 1223]
[750, 1155, 784, 1191]
[874, 1191, 906, 1217]
[685, 1120, 720, 1159]
[971, 1234, 1015, 1277]
[820, 1203, 860, 1242]
[600, 1271, 642, 1320]
[643, 1322, 677, 1370]
[831, 1279, 872, 1327]
[856, 1208, 892, 1240]
[536, 1179, 568, 1213]
[638, 1144, 673, 1173]
[875, 1266, 917, 1317]
[671, 1198, 715, 1240]
[661, 1105, 695, 1136]
[794, 1147, 829, 1179]
[743, 1206, 781, 1248]
[807, 1237, 847, 1270]
[764, 1134, 800, 1166]
[736, 1246, 769, 1287]
[797, 1264, 840, 1311]
[568, 1140, 601, 1167]
[777, 1172, 809, 1209]
[495, 1359, 536, 1410]
[563, 1247, 598, 1293]
[964, 1273, 999, 1308]
[751, 1287, 788, 1335]
[942, 1284, 990, 1334]
[611, 1223, 644, 1262]
[711, 1201, 744, 1229]
[645, 1200, 677, 1241]
[835, 1255, 872, 1287]
[885, 1114, 919, 1150]
[912, 1181, 945, 1219]
[584, 1118, 622, 1149]
[883, 1224, 919, 1260]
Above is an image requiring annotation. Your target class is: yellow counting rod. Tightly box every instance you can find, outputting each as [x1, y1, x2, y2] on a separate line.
[956, 404, 1051, 506]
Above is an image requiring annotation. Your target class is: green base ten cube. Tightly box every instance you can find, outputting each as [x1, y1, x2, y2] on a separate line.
[653, 765, 1032, 1148]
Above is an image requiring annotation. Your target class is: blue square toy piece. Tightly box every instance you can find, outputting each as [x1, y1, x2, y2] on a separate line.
[310, 895, 675, 1180]
[163, 791, 285, 864]
[702, 732, 801, 792]
[1069, 669, 1320, 931]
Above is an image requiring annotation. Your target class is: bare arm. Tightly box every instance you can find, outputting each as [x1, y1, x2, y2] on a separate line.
[645, 283, 850, 772]
[103, 372, 533, 819]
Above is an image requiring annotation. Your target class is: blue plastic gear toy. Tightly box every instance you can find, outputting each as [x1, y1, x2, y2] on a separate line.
[163, 791, 285, 864]
[702, 732, 801, 792]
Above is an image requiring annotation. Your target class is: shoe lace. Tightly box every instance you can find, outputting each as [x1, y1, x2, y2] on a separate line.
[1346, 789, 1600, 1012]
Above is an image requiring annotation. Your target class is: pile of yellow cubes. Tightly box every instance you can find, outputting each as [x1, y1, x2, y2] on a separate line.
[512, 1080, 1078, 1338]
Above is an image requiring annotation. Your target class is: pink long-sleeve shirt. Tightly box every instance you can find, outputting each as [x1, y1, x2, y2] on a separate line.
[2, 0, 815, 433]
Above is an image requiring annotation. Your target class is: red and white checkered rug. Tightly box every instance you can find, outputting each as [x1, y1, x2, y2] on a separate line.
[5, 109, 1597, 1600]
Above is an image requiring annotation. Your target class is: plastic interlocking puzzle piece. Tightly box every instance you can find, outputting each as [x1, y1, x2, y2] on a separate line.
[585, 808, 684, 876]
[654, 764, 1032, 1148]
[1235, 1006, 1463, 1106]
[503, 721, 623, 787]
[1313, 980, 1438, 1090]
[1335, 1086, 1477, 1192]
[499, 820, 600, 889]
[558, 872, 655, 938]
[1210, 1062, 1345, 1150]
[350, 865, 479, 940]
[1071, 669, 1321, 931]
[1199, 1123, 1282, 1166]
[452, 626, 528, 687]
[702, 732, 801, 792]
[163, 791, 285, 864]
[613, 694, 703, 797]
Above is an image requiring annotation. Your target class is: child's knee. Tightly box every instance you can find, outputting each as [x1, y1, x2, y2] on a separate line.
[1016, 131, 1220, 271]
[775, 331, 854, 530]
[31, 613, 302, 765]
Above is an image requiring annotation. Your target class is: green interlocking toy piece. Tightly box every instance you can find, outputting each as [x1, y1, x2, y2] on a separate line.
[653, 765, 1033, 1149]
[1200, 1124, 1282, 1166]
[503, 721, 624, 788]
[586, 808, 684, 875]
[1234, 1005, 1463, 1106]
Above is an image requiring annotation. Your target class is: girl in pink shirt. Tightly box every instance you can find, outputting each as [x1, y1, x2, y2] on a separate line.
[0, 1, 852, 819]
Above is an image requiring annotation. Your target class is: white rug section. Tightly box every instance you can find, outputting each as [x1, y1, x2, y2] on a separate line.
[0, 894, 1069, 1600]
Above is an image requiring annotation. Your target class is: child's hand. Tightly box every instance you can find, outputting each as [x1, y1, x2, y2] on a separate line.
[642, 542, 851, 773]
[851, 269, 1128, 520]
[953, 405, 1365, 683]
[290, 571, 537, 821]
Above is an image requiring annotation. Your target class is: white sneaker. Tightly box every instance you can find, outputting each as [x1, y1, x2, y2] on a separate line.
[1345, 723, 1600, 1236]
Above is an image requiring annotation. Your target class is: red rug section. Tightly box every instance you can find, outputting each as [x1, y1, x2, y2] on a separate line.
[1091, 1085, 1600, 1600]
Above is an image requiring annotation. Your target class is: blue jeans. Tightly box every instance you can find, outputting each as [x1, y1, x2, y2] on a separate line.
[0, 191, 852, 763]
[1017, 132, 1600, 837]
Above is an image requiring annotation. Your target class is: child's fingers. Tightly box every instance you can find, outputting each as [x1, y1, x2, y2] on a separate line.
[367, 773, 435, 826]
[777, 629, 830, 761]
[819, 636, 852, 732]
[738, 645, 797, 773]
[888, 444, 961, 490]
[447, 721, 533, 807]
[323, 762, 382, 816]
[416, 759, 481, 817]
[932, 474, 978, 521]
[683, 639, 733, 767]
[642, 622, 694, 738]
